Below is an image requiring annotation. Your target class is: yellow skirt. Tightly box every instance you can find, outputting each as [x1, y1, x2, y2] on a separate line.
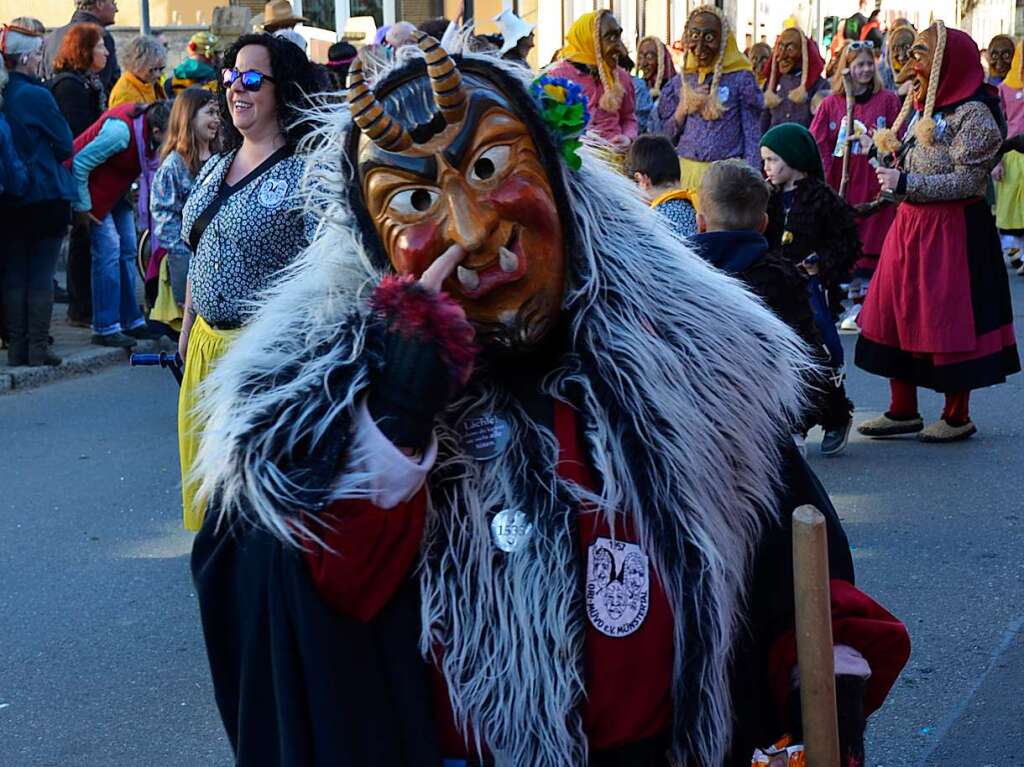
[996, 151, 1024, 231]
[149, 256, 183, 330]
[678, 157, 712, 197]
[178, 315, 240, 531]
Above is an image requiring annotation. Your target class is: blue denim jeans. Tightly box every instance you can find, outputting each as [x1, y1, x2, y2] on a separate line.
[90, 199, 145, 335]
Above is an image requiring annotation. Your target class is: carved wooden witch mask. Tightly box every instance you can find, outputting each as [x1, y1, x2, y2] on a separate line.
[348, 33, 569, 351]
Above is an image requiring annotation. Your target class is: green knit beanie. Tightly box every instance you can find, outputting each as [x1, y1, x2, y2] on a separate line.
[759, 123, 824, 180]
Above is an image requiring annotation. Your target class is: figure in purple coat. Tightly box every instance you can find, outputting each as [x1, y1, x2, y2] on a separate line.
[656, 5, 763, 193]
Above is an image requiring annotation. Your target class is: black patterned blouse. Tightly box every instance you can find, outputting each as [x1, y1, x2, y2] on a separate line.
[182, 147, 315, 327]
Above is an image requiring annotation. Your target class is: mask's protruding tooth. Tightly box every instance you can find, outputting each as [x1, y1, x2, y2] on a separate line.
[499, 247, 518, 274]
[457, 265, 480, 291]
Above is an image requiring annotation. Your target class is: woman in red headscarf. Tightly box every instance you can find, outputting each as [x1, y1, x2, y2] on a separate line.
[637, 35, 676, 104]
[856, 22, 1019, 443]
[762, 26, 829, 131]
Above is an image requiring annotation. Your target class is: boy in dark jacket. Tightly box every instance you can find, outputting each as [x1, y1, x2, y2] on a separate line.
[694, 157, 852, 456]
[759, 124, 858, 455]
[761, 123, 862, 318]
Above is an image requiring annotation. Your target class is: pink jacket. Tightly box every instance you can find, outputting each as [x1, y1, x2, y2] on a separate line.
[999, 81, 1024, 137]
[547, 60, 638, 143]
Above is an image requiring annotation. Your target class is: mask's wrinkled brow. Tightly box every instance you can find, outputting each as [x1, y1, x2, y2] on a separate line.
[358, 94, 507, 181]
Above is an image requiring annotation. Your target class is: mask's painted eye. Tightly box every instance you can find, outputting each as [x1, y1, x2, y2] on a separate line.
[469, 145, 512, 183]
[388, 188, 439, 215]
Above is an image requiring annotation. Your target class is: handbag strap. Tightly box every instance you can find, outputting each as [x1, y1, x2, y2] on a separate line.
[187, 183, 230, 253]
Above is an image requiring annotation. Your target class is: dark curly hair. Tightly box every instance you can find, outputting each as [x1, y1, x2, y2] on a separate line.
[217, 32, 320, 150]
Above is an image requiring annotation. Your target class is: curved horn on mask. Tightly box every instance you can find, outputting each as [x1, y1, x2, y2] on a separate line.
[347, 57, 413, 152]
[413, 31, 467, 125]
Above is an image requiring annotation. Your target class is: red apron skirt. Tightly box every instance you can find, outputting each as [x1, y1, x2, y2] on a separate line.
[855, 198, 1019, 392]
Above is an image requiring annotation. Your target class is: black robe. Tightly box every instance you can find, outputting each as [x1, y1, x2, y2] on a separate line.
[192, 445, 856, 767]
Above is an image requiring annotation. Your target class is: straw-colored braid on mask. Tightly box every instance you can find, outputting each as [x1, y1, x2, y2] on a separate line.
[677, 5, 730, 121]
[595, 10, 624, 112]
[874, 21, 946, 154]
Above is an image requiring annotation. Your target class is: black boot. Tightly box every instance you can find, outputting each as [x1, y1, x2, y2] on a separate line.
[26, 289, 61, 367]
[2, 289, 27, 366]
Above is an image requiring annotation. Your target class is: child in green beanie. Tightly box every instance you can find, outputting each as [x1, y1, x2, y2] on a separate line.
[759, 123, 861, 455]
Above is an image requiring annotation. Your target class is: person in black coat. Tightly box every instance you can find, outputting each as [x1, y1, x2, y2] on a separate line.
[761, 126, 862, 319]
[43, 0, 120, 93]
[49, 21, 109, 325]
[693, 160, 821, 351]
[760, 124, 859, 455]
[49, 22, 108, 137]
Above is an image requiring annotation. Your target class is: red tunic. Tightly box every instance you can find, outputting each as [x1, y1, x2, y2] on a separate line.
[304, 400, 674, 756]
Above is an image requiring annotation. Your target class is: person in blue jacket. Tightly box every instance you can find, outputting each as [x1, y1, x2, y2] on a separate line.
[1, 21, 77, 367]
[0, 60, 29, 353]
[0, 72, 27, 196]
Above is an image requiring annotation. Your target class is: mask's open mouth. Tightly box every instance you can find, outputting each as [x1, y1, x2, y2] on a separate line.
[450, 225, 527, 299]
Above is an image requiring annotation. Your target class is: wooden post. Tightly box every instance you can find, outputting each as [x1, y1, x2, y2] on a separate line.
[792, 505, 841, 767]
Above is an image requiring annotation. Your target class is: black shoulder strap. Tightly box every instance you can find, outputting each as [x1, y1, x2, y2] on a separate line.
[188, 183, 230, 254]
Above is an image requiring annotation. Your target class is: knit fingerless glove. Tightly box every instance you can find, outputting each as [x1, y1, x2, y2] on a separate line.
[367, 276, 477, 452]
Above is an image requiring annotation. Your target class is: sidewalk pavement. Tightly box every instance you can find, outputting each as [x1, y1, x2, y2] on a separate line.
[0, 302, 174, 393]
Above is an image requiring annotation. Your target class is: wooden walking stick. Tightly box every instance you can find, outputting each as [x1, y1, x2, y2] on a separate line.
[838, 69, 856, 200]
[792, 505, 841, 767]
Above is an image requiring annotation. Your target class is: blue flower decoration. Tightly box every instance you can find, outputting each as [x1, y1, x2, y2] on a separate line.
[529, 75, 591, 170]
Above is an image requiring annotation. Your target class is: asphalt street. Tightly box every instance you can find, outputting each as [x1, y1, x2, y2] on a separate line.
[1, 277, 1022, 767]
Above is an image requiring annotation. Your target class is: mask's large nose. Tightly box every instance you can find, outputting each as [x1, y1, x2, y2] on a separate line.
[444, 176, 498, 254]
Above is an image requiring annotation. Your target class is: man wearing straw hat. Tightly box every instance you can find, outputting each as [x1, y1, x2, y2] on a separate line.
[252, 0, 307, 34]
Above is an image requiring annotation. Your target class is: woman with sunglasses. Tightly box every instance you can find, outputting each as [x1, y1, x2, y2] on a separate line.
[810, 40, 902, 329]
[108, 34, 165, 108]
[177, 32, 318, 531]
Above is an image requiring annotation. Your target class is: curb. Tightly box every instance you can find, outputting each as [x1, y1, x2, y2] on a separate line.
[0, 339, 166, 393]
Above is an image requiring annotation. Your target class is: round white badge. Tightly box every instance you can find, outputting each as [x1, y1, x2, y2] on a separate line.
[490, 509, 533, 553]
[258, 178, 288, 208]
[460, 411, 511, 461]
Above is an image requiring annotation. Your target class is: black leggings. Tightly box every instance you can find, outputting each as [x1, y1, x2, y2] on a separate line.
[3, 234, 63, 297]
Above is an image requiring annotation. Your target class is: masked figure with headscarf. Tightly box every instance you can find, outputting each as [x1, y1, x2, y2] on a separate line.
[656, 5, 764, 192]
[880, 23, 916, 93]
[761, 26, 829, 131]
[547, 10, 636, 150]
[857, 22, 1020, 443]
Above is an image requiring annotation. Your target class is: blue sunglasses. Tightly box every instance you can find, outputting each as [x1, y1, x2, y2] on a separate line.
[221, 68, 277, 92]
